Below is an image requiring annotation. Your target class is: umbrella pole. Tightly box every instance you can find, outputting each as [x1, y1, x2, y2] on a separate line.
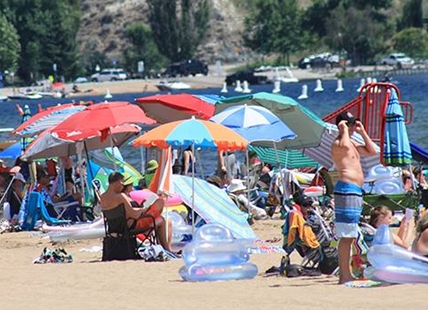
[191, 143, 195, 235]
[274, 142, 288, 207]
[109, 129, 117, 171]
[246, 149, 252, 217]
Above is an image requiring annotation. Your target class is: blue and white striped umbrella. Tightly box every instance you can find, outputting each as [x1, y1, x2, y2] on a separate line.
[210, 104, 296, 142]
[383, 89, 412, 166]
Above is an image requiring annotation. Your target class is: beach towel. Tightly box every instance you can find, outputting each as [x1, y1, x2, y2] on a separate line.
[282, 210, 319, 254]
[172, 175, 256, 240]
[383, 89, 412, 166]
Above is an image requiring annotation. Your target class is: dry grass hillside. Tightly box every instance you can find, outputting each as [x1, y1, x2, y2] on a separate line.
[77, 0, 250, 64]
[76, 0, 404, 65]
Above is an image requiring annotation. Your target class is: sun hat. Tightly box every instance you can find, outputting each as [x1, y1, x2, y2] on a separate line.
[146, 159, 159, 172]
[14, 172, 26, 183]
[227, 179, 247, 193]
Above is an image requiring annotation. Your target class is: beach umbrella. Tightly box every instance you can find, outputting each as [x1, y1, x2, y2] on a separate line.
[13, 103, 86, 137]
[0, 142, 21, 159]
[21, 124, 142, 161]
[215, 92, 326, 150]
[209, 104, 296, 143]
[135, 93, 220, 123]
[52, 101, 155, 135]
[132, 116, 248, 232]
[382, 89, 412, 166]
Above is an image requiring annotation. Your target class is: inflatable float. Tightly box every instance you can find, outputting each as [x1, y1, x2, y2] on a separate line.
[42, 218, 105, 242]
[179, 224, 258, 282]
[364, 224, 428, 284]
[130, 189, 183, 206]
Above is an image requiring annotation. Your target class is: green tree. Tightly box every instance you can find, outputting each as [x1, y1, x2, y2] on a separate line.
[147, 0, 210, 61]
[123, 22, 167, 75]
[244, 0, 306, 64]
[0, 0, 80, 83]
[399, 0, 423, 30]
[325, 4, 392, 65]
[0, 14, 20, 72]
[393, 27, 428, 58]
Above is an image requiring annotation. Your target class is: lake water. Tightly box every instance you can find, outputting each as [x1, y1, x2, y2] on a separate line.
[1, 72, 427, 176]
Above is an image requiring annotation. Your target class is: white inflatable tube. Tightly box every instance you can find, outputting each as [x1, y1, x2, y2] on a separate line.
[365, 266, 428, 284]
[42, 218, 104, 232]
[48, 227, 105, 242]
[179, 262, 258, 282]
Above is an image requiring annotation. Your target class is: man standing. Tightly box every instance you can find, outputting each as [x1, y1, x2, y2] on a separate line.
[331, 112, 377, 284]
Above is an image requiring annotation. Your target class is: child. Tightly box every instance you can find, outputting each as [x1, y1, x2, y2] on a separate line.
[369, 205, 414, 249]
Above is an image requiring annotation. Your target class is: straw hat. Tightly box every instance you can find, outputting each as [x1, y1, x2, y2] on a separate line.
[227, 179, 247, 193]
[146, 159, 158, 172]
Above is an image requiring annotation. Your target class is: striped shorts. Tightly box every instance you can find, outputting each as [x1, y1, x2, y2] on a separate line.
[334, 180, 363, 238]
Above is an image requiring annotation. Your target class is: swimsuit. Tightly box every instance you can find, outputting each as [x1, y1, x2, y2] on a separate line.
[334, 180, 363, 238]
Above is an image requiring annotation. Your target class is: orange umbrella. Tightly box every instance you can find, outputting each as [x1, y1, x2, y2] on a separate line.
[132, 117, 247, 152]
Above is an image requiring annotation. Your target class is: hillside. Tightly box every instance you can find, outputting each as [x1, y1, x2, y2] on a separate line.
[76, 0, 404, 66]
[77, 0, 250, 65]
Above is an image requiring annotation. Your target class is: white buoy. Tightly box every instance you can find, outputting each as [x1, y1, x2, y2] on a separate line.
[242, 81, 251, 93]
[314, 79, 324, 92]
[335, 79, 344, 92]
[366, 77, 372, 84]
[372, 78, 377, 83]
[220, 82, 228, 93]
[272, 80, 281, 93]
[104, 89, 112, 99]
[298, 84, 308, 100]
[357, 78, 365, 92]
[234, 80, 243, 92]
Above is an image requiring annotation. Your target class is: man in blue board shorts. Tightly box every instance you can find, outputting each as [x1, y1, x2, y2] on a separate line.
[331, 112, 377, 284]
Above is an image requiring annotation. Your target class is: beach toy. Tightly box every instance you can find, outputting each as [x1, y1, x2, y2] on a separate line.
[364, 224, 428, 284]
[373, 179, 403, 195]
[179, 224, 258, 282]
[168, 211, 192, 244]
[130, 189, 183, 206]
[364, 164, 394, 182]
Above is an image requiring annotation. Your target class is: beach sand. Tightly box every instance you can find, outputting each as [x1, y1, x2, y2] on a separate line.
[0, 217, 425, 310]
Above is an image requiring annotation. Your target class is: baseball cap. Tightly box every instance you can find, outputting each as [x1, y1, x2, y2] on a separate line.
[335, 111, 358, 126]
[14, 172, 26, 183]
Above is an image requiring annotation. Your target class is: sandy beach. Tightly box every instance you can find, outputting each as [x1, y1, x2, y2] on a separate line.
[0, 216, 426, 310]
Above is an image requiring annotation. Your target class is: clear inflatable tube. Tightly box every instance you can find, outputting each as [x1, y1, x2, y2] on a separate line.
[179, 224, 258, 282]
[365, 224, 428, 284]
[48, 227, 105, 242]
[179, 262, 258, 282]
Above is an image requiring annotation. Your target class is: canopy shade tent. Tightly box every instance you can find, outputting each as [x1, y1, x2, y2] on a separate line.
[215, 92, 325, 150]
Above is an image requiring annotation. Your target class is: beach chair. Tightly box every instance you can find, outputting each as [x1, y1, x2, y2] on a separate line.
[102, 204, 157, 261]
[21, 192, 71, 230]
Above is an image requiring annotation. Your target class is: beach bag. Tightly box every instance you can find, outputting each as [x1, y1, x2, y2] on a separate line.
[318, 246, 338, 274]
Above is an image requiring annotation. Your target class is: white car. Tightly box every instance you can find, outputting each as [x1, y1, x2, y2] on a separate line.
[380, 53, 414, 68]
[91, 68, 127, 82]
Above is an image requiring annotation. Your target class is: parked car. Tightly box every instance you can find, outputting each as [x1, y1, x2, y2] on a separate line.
[225, 70, 269, 86]
[163, 59, 208, 77]
[90, 68, 128, 82]
[380, 53, 414, 69]
[298, 53, 341, 70]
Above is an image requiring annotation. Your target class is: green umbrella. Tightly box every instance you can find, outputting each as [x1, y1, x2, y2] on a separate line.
[249, 146, 318, 169]
[216, 92, 325, 150]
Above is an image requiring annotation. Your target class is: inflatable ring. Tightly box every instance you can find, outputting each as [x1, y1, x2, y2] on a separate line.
[179, 262, 258, 282]
[130, 189, 183, 206]
[304, 186, 325, 197]
[373, 180, 403, 195]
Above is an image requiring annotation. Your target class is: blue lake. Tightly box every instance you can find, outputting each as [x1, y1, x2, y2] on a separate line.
[1, 72, 427, 176]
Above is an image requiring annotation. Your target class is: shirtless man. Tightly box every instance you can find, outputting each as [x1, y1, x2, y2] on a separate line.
[100, 172, 172, 252]
[331, 112, 377, 284]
